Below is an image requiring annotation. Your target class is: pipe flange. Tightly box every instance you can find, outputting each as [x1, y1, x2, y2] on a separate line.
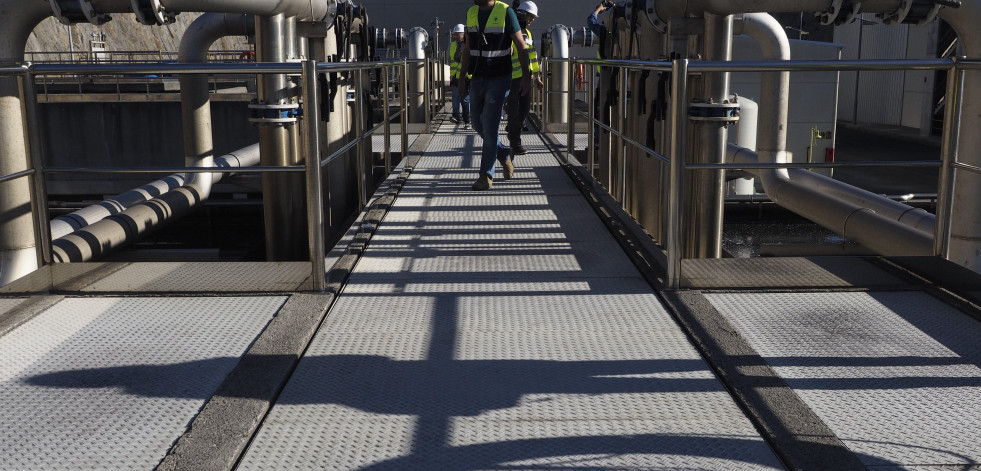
[547, 24, 570, 45]
[815, 0, 844, 25]
[879, 0, 913, 24]
[688, 102, 740, 122]
[131, 0, 176, 26]
[374, 28, 387, 50]
[881, 0, 943, 25]
[835, 1, 863, 25]
[248, 103, 301, 124]
[49, 0, 111, 25]
[632, 0, 667, 33]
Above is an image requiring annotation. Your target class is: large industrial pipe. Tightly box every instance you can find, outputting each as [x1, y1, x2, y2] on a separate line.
[546, 25, 570, 125]
[49, 143, 260, 240]
[408, 27, 428, 123]
[179, 13, 254, 200]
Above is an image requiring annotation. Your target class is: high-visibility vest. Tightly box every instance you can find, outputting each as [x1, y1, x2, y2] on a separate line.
[466, 1, 513, 78]
[511, 28, 539, 79]
[449, 40, 461, 79]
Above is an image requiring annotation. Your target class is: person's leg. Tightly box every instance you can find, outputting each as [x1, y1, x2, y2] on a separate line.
[470, 77, 487, 142]
[451, 86, 462, 121]
[477, 76, 511, 178]
[462, 80, 471, 125]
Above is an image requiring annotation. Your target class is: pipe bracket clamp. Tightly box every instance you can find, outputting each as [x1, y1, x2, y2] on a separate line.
[49, 0, 111, 25]
[688, 102, 740, 122]
[249, 103, 301, 124]
[131, 0, 176, 25]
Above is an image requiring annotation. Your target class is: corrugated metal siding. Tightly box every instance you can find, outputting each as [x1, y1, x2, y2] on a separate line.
[855, 24, 909, 126]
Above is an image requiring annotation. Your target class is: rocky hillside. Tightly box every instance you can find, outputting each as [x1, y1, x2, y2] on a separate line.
[27, 14, 250, 58]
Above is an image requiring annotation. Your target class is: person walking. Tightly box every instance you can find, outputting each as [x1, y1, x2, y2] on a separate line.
[448, 24, 471, 128]
[459, 0, 532, 191]
[505, 1, 543, 157]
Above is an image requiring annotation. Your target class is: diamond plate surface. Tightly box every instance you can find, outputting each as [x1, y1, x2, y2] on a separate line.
[0, 298, 24, 315]
[706, 291, 981, 468]
[79, 262, 311, 292]
[371, 134, 419, 153]
[0, 296, 286, 470]
[682, 257, 908, 289]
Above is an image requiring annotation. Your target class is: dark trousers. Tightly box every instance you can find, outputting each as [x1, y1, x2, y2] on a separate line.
[505, 77, 531, 146]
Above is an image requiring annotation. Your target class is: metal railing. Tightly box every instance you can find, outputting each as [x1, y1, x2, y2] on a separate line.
[0, 59, 411, 292]
[552, 56, 975, 289]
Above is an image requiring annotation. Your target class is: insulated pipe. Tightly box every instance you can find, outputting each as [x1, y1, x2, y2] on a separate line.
[408, 27, 428, 123]
[49, 143, 261, 240]
[732, 96, 757, 195]
[734, 13, 790, 160]
[654, 0, 906, 19]
[729, 144, 933, 255]
[938, 3, 981, 268]
[179, 13, 254, 200]
[547, 25, 570, 125]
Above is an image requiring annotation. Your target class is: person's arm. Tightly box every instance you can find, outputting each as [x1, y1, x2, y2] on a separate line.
[458, 36, 470, 97]
[511, 30, 531, 96]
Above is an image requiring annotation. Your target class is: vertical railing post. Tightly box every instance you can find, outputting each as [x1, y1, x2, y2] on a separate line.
[666, 59, 688, 289]
[566, 57, 575, 164]
[400, 60, 410, 161]
[936, 61, 963, 258]
[424, 58, 432, 134]
[302, 60, 326, 292]
[542, 59, 549, 126]
[587, 62, 595, 177]
[19, 66, 52, 267]
[354, 67, 366, 209]
[383, 65, 392, 175]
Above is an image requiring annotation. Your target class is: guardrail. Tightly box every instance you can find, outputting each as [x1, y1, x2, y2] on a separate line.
[0, 59, 411, 292]
[547, 56, 976, 289]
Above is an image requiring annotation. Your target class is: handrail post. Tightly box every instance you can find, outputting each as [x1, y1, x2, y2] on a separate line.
[566, 57, 574, 163]
[354, 67, 367, 210]
[666, 58, 688, 289]
[20, 67, 52, 267]
[302, 60, 326, 292]
[936, 62, 963, 258]
[424, 58, 432, 134]
[383, 65, 392, 175]
[542, 59, 549, 125]
[400, 60, 410, 161]
[587, 62, 595, 177]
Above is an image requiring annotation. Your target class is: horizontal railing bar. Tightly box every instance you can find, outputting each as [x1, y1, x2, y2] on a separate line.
[0, 168, 35, 184]
[685, 160, 941, 170]
[0, 61, 406, 77]
[44, 165, 304, 174]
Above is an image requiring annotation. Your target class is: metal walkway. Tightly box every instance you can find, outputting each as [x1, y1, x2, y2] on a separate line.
[2, 120, 981, 470]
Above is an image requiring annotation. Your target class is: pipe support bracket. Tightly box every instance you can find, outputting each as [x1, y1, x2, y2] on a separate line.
[249, 103, 301, 124]
[131, 0, 176, 25]
[49, 0, 111, 25]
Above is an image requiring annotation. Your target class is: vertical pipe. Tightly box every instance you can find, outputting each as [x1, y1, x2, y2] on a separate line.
[566, 57, 574, 164]
[303, 60, 326, 292]
[257, 13, 305, 260]
[935, 64, 963, 258]
[0, 67, 37, 286]
[400, 60, 409, 159]
[666, 58, 688, 290]
[424, 57, 432, 133]
[618, 65, 628, 204]
[383, 65, 392, 175]
[354, 67, 366, 209]
[548, 26, 570, 125]
[20, 70, 51, 268]
[587, 62, 595, 176]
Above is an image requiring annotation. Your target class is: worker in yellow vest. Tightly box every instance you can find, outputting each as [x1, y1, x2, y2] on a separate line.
[459, 0, 531, 191]
[505, 1, 543, 157]
[449, 24, 471, 127]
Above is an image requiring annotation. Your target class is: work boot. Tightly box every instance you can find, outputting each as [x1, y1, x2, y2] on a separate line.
[450, 116, 460, 123]
[512, 144, 528, 156]
[503, 157, 515, 180]
[471, 174, 493, 191]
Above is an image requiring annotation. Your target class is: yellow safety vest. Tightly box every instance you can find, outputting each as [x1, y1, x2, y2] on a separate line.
[511, 28, 539, 79]
[466, 1, 513, 77]
[449, 40, 461, 79]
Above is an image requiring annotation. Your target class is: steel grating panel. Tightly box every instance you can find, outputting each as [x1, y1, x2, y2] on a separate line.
[371, 134, 419, 153]
[0, 295, 286, 470]
[705, 291, 981, 468]
[0, 298, 24, 315]
[79, 262, 311, 292]
[682, 257, 909, 289]
[239, 276, 784, 470]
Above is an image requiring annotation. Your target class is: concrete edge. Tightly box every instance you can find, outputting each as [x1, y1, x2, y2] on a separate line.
[0, 295, 65, 339]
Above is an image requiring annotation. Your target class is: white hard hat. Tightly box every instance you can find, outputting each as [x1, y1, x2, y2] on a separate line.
[452, 24, 465, 34]
[517, 1, 538, 18]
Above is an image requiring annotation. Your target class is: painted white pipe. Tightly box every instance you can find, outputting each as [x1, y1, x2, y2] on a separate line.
[547, 25, 570, 125]
[179, 13, 254, 200]
[408, 27, 428, 123]
[938, 3, 981, 268]
[49, 143, 260, 240]
[733, 95, 757, 195]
